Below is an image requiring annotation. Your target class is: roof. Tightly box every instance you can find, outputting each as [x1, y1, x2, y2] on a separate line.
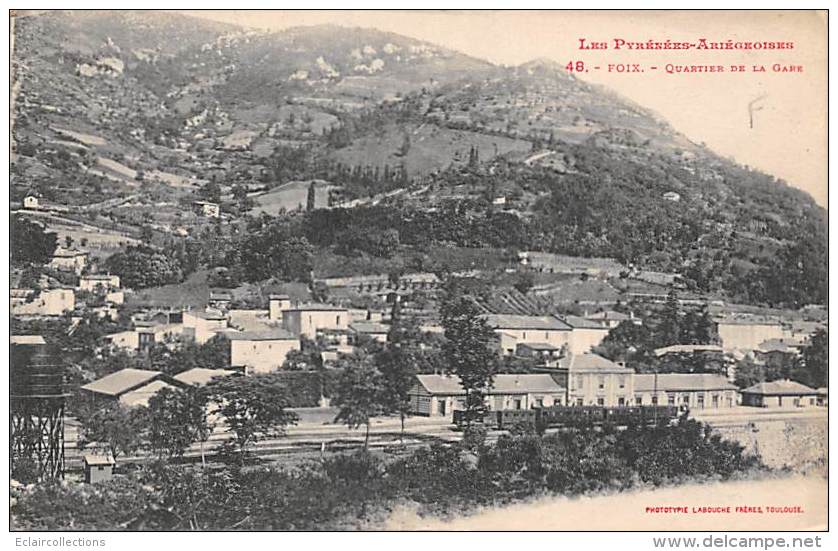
[193, 200, 219, 206]
[586, 310, 630, 321]
[52, 247, 88, 258]
[173, 368, 236, 386]
[83, 454, 115, 466]
[209, 291, 233, 300]
[415, 374, 564, 395]
[349, 322, 390, 334]
[269, 294, 290, 300]
[757, 339, 795, 353]
[119, 380, 175, 407]
[81, 368, 162, 397]
[634, 374, 737, 393]
[225, 329, 298, 341]
[517, 342, 560, 351]
[741, 380, 818, 396]
[484, 314, 571, 331]
[556, 353, 634, 373]
[81, 274, 118, 280]
[655, 344, 724, 357]
[188, 309, 227, 321]
[562, 315, 609, 330]
[11, 335, 46, 345]
[816, 387, 828, 395]
[717, 316, 782, 326]
[284, 303, 347, 312]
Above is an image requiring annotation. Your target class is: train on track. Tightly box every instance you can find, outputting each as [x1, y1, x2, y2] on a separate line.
[453, 404, 684, 431]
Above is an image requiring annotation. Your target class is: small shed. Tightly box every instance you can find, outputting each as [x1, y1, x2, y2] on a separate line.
[83, 454, 116, 484]
[740, 380, 819, 408]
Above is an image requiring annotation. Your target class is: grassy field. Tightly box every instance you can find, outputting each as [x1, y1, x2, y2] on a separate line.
[250, 180, 336, 215]
[330, 122, 531, 177]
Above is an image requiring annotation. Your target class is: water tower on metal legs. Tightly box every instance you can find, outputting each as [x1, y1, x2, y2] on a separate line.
[10, 336, 68, 480]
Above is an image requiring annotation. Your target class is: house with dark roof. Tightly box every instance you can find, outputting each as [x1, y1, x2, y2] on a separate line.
[633, 374, 738, 409]
[740, 380, 819, 408]
[409, 373, 566, 417]
[348, 321, 390, 343]
[80, 368, 181, 407]
[484, 314, 572, 355]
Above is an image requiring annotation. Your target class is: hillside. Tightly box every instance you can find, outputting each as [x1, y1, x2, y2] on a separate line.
[10, 10, 827, 308]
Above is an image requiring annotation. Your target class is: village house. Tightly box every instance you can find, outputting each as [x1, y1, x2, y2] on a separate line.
[193, 200, 220, 218]
[561, 315, 611, 354]
[183, 309, 229, 344]
[408, 373, 566, 417]
[543, 352, 636, 407]
[282, 303, 349, 338]
[740, 380, 820, 408]
[50, 248, 88, 275]
[715, 316, 789, 351]
[633, 373, 738, 409]
[11, 288, 76, 316]
[23, 194, 40, 210]
[268, 294, 292, 322]
[585, 310, 638, 329]
[348, 321, 390, 343]
[226, 329, 301, 375]
[515, 342, 564, 362]
[78, 274, 121, 292]
[484, 314, 572, 355]
[208, 290, 233, 310]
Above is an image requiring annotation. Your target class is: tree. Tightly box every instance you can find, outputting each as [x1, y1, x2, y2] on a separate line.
[306, 181, 316, 211]
[76, 401, 148, 460]
[440, 294, 498, 425]
[199, 181, 221, 204]
[104, 246, 183, 289]
[11, 215, 57, 265]
[146, 387, 214, 466]
[512, 272, 535, 295]
[794, 329, 828, 388]
[332, 351, 385, 449]
[206, 374, 298, 464]
[377, 309, 421, 440]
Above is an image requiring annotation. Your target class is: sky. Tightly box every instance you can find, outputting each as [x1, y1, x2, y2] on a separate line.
[181, 10, 827, 207]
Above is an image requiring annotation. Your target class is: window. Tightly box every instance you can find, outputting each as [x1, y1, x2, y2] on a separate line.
[682, 394, 690, 405]
[617, 397, 625, 406]
[712, 395, 719, 408]
[793, 398, 801, 408]
[651, 396, 658, 405]
[596, 397, 605, 406]
[598, 376, 605, 390]
[336, 315, 341, 325]
[667, 394, 676, 406]
[809, 398, 815, 406]
[619, 376, 626, 389]
[514, 399, 522, 410]
[576, 398, 584, 406]
[522, 331, 527, 340]
[535, 398, 544, 408]
[437, 400, 446, 415]
[635, 396, 643, 406]
[545, 332, 550, 340]
[697, 395, 705, 409]
[553, 396, 563, 405]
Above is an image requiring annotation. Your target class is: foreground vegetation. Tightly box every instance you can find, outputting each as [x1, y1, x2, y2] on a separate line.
[11, 417, 763, 531]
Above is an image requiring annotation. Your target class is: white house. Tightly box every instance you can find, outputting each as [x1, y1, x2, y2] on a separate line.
[561, 315, 611, 354]
[226, 330, 301, 375]
[23, 195, 40, 209]
[183, 309, 229, 344]
[484, 314, 572, 355]
[79, 274, 121, 292]
[282, 304, 349, 339]
[50, 248, 88, 275]
[716, 316, 789, 351]
[193, 201, 220, 218]
[11, 288, 75, 316]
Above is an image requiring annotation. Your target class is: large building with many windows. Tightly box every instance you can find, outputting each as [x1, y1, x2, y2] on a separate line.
[633, 373, 738, 409]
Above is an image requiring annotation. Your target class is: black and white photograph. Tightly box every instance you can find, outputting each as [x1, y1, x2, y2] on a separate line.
[7, 7, 829, 534]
